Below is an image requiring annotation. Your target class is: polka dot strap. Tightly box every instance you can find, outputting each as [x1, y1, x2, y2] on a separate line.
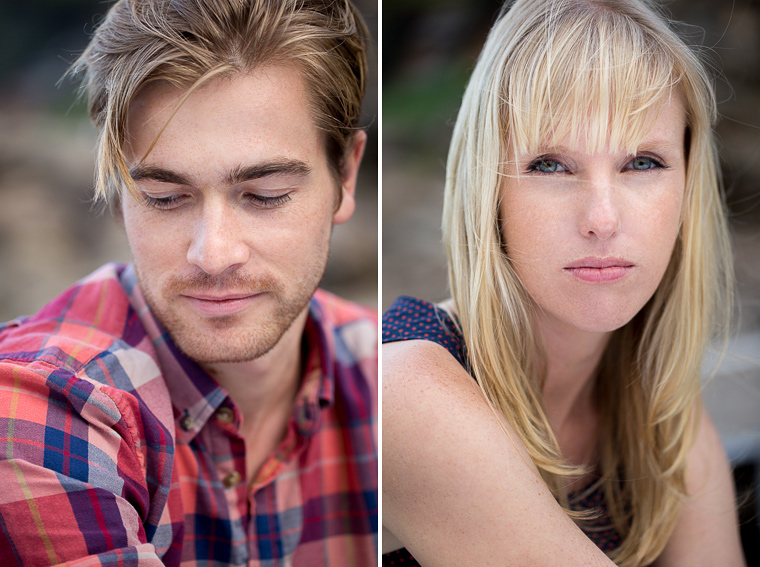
[382, 296, 467, 367]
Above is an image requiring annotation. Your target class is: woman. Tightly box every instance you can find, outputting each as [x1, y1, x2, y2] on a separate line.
[382, 0, 745, 565]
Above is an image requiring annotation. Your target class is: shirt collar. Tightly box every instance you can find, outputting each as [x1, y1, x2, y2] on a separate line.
[120, 264, 337, 442]
[295, 297, 336, 436]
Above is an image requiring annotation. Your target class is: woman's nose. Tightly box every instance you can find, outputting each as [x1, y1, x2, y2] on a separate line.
[579, 181, 621, 240]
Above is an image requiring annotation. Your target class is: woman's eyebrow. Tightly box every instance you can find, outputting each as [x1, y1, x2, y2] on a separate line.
[636, 139, 682, 152]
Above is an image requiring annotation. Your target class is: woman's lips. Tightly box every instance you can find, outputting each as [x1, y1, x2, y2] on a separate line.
[564, 257, 634, 283]
[182, 293, 262, 316]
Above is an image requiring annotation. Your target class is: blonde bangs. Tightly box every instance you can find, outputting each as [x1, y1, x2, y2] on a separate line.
[505, 3, 682, 159]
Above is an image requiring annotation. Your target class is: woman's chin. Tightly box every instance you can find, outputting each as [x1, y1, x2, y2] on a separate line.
[538, 302, 643, 336]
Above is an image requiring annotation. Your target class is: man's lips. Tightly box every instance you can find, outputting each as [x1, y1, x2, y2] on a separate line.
[564, 257, 635, 283]
[183, 293, 259, 301]
[181, 292, 264, 316]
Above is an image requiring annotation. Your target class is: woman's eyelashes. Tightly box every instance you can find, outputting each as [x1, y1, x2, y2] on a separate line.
[525, 156, 569, 174]
[524, 154, 668, 175]
[623, 155, 667, 171]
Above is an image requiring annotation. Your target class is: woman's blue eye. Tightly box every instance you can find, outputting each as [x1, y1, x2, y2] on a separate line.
[529, 158, 565, 173]
[629, 156, 663, 171]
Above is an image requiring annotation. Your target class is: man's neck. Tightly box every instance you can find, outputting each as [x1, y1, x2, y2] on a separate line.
[201, 308, 310, 480]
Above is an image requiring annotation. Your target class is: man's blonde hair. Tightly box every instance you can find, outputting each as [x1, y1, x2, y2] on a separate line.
[72, 0, 368, 203]
[442, 0, 733, 564]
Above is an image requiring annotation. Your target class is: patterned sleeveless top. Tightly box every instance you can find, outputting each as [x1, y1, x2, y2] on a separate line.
[382, 297, 622, 565]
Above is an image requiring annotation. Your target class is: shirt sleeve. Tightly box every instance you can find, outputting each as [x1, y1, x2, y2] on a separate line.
[0, 361, 173, 566]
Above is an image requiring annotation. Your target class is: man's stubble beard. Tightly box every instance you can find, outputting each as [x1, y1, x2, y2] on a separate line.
[136, 267, 321, 364]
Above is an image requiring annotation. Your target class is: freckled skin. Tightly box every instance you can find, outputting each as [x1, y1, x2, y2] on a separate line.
[500, 99, 687, 335]
[121, 66, 356, 363]
[385, 96, 743, 565]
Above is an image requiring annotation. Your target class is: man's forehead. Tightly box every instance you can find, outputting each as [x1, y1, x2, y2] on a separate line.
[127, 64, 314, 127]
[123, 65, 328, 173]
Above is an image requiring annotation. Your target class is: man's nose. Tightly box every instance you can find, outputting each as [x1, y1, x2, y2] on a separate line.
[578, 179, 621, 241]
[186, 200, 250, 275]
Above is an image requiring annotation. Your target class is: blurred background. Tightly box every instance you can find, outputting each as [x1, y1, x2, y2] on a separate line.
[0, 0, 378, 319]
[383, 0, 760, 559]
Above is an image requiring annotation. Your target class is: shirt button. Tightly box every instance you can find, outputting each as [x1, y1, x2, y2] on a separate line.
[216, 407, 235, 424]
[179, 415, 194, 431]
[223, 471, 242, 488]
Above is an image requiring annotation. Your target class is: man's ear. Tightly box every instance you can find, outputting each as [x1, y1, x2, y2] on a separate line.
[333, 130, 367, 225]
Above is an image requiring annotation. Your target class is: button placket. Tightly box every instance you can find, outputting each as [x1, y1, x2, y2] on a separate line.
[211, 406, 244, 492]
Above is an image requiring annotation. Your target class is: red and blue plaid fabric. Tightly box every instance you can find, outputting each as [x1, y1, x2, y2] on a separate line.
[0, 263, 378, 566]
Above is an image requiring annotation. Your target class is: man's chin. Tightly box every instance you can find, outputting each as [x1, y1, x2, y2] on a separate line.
[170, 330, 282, 364]
[163, 302, 309, 365]
[136, 270, 318, 366]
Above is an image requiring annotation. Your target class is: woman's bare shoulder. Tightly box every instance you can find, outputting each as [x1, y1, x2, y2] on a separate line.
[383, 338, 505, 464]
[383, 338, 477, 400]
[383, 338, 497, 468]
[383, 336, 521, 493]
[382, 338, 615, 566]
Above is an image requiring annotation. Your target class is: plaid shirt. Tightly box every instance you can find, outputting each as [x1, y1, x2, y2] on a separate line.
[0, 263, 378, 566]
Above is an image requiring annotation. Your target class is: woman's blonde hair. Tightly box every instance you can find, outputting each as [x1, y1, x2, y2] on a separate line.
[442, 0, 733, 564]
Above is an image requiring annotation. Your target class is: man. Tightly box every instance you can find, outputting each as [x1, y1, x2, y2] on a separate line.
[0, 1, 377, 565]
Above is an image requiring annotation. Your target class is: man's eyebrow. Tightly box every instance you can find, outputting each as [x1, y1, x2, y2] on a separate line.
[128, 160, 312, 187]
[225, 160, 311, 186]
[129, 165, 192, 186]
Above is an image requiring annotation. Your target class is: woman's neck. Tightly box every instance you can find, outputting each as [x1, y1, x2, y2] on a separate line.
[536, 309, 611, 451]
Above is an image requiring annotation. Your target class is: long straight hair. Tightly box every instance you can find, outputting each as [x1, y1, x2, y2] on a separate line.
[442, 1, 733, 564]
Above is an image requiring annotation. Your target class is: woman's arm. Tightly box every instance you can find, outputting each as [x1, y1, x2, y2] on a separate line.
[382, 339, 617, 567]
[653, 411, 746, 566]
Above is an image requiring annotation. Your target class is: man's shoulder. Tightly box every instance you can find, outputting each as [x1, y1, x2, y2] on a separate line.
[0, 261, 174, 447]
[310, 289, 377, 419]
[311, 289, 377, 363]
[311, 290, 377, 425]
[0, 265, 179, 566]
[0, 262, 142, 378]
